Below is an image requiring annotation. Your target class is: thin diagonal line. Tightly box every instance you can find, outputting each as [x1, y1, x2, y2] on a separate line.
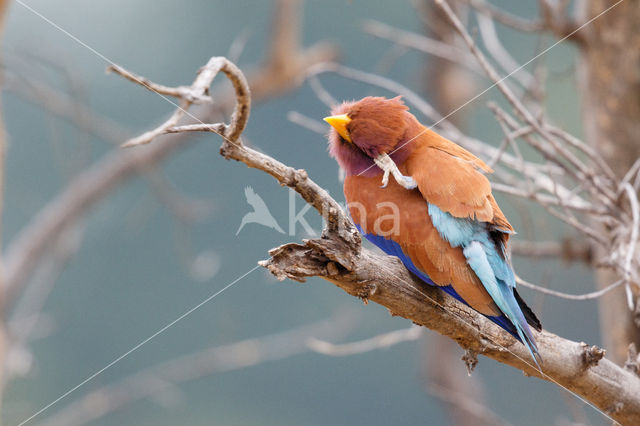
[356, 0, 624, 177]
[399, 277, 617, 423]
[15, 0, 114, 67]
[13, 0, 242, 150]
[18, 265, 260, 426]
[11, 2, 263, 424]
[13, 0, 624, 424]
[347, 1, 624, 421]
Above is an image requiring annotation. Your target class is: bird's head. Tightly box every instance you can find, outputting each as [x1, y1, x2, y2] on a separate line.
[324, 96, 415, 176]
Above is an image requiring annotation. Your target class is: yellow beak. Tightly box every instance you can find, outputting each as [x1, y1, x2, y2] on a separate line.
[323, 114, 352, 142]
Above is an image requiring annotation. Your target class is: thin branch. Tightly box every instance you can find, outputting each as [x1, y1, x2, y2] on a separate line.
[307, 62, 444, 124]
[373, 43, 409, 76]
[427, 382, 511, 426]
[436, 0, 615, 204]
[510, 239, 591, 263]
[462, 0, 585, 44]
[306, 63, 595, 216]
[5, 224, 84, 381]
[489, 183, 597, 216]
[286, 111, 326, 134]
[476, 11, 535, 90]
[226, 28, 251, 64]
[461, 0, 543, 32]
[621, 182, 640, 308]
[516, 276, 624, 301]
[625, 344, 640, 377]
[107, 64, 212, 104]
[621, 158, 640, 189]
[2, 68, 131, 144]
[113, 55, 640, 424]
[307, 325, 422, 356]
[42, 314, 356, 426]
[4, 36, 338, 304]
[545, 125, 616, 183]
[362, 19, 483, 74]
[114, 57, 250, 148]
[308, 74, 338, 107]
[486, 124, 533, 169]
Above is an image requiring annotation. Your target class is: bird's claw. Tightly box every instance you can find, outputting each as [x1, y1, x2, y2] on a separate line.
[380, 169, 390, 188]
[374, 154, 417, 190]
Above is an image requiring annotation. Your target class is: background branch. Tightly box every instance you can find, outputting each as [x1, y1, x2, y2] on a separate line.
[6, 1, 640, 424]
[578, 0, 640, 363]
[3, 8, 338, 305]
[42, 314, 356, 426]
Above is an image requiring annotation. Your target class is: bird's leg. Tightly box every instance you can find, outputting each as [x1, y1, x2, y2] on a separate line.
[374, 154, 418, 190]
[379, 165, 391, 188]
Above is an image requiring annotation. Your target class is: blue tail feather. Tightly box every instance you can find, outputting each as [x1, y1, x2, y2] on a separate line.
[463, 240, 540, 365]
[426, 204, 541, 365]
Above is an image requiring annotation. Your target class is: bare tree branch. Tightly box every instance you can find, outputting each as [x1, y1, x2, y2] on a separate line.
[433, 0, 639, 299]
[307, 325, 422, 356]
[10, 0, 640, 422]
[516, 276, 624, 301]
[261, 235, 638, 424]
[426, 381, 511, 426]
[113, 54, 640, 424]
[112, 56, 246, 148]
[460, 0, 544, 32]
[461, 0, 585, 44]
[574, 0, 640, 363]
[362, 19, 483, 74]
[510, 239, 591, 263]
[3, 10, 338, 304]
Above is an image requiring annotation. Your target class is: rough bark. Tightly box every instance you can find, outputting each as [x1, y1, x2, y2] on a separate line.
[110, 46, 640, 423]
[34, 0, 639, 420]
[260, 234, 640, 425]
[578, 0, 640, 364]
[2, 1, 338, 422]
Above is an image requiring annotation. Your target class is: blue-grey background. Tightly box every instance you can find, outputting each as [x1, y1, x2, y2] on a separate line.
[3, 1, 601, 425]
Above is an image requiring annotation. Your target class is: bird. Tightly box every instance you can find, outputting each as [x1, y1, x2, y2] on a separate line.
[323, 96, 542, 364]
[236, 186, 285, 235]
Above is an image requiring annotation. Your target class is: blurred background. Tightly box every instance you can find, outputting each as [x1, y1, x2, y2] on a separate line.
[2, 0, 605, 424]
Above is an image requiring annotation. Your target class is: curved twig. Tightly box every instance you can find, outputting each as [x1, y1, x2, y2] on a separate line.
[516, 277, 624, 301]
[113, 56, 640, 424]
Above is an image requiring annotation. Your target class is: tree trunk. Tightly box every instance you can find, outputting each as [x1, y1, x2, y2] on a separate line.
[578, 0, 640, 364]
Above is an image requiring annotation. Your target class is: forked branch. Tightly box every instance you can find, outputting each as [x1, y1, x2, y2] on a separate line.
[115, 56, 640, 425]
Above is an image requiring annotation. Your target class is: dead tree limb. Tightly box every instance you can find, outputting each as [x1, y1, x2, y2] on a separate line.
[366, 0, 639, 369]
[114, 54, 640, 425]
[3, 15, 337, 304]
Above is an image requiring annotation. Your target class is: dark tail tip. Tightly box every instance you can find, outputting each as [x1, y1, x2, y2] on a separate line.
[514, 288, 542, 331]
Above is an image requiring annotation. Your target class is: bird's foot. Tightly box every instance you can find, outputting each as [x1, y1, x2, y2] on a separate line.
[380, 168, 390, 188]
[374, 154, 418, 190]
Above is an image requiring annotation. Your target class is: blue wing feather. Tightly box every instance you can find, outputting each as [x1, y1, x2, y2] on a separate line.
[354, 223, 524, 343]
[427, 204, 540, 364]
